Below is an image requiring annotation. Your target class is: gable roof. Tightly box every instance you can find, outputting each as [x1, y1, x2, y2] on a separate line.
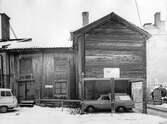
[72, 12, 151, 40]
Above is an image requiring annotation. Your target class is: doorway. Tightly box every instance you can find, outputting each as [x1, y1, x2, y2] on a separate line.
[18, 81, 35, 101]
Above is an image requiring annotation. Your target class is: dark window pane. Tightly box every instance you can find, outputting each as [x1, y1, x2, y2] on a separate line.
[6, 91, 12, 96]
[1, 91, 5, 96]
[102, 96, 110, 100]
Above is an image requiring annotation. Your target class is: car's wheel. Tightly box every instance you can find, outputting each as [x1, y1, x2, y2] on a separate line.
[87, 106, 95, 113]
[0, 106, 8, 113]
[116, 106, 126, 112]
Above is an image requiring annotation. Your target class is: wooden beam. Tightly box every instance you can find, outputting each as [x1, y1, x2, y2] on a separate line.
[81, 73, 84, 100]
[83, 77, 144, 82]
[110, 78, 115, 113]
[142, 79, 147, 113]
[142, 39, 147, 114]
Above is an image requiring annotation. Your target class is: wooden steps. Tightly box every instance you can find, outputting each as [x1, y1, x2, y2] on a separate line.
[19, 100, 35, 107]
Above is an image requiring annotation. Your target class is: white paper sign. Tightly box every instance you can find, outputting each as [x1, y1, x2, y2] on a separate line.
[45, 85, 53, 88]
[104, 68, 120, 78]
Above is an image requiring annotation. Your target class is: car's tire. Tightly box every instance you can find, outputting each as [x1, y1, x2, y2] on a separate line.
[116, 106, 126, 112]
[87, 106, 95, 113]
[0, 106, 8, 113]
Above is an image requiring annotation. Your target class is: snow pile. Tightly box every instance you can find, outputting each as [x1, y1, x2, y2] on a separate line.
[0, 106, 166, 124]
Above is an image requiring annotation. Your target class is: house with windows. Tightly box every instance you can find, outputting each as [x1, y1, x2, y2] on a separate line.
[143, 12, 167, 91]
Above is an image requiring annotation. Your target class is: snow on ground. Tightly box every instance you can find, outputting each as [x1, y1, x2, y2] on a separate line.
[0, 106, 167, 124]
[155, 103, 167, 108]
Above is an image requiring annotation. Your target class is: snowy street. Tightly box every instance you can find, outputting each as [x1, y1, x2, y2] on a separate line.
[0, 106, 167, 124]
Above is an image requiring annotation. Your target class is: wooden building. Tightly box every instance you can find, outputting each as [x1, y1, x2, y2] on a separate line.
[0, 41, 76, 100]
[72, 12, 150, 112]
[0, 12, 151, 113]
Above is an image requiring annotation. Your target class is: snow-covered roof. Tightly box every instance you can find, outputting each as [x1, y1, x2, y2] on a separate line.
[0, 38, 73, 50]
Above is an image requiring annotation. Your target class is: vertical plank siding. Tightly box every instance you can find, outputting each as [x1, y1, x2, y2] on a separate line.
[10, 49, 75, 99]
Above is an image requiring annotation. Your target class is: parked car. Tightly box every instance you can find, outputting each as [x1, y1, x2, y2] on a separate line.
[0, 88, 18, 113]
[81, 93, 135, 113]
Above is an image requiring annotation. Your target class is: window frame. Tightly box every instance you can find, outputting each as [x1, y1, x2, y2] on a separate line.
[0, 91, 12, 97]
[19, 57, 33, 75]
[54, 80, 67, 95]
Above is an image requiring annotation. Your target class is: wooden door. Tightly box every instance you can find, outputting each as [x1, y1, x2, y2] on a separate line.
[18, 81, 35, 101]
[18, 83, 26, 101]
[132, 81, 143, 103]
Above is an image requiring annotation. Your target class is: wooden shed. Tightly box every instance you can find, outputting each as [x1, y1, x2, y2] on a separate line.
[72, 12, 150, 113]
[1, 41, 76, 101]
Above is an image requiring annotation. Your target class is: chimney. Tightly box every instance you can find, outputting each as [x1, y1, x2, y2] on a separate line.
[82, 12, 89, 26]
[0, 13, 10, 41]
[154, 12, 161, 27]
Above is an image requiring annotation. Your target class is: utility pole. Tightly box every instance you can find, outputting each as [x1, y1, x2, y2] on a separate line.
[134, 0, 142, 27]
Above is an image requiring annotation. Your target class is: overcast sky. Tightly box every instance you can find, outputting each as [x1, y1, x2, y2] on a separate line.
[0, 0, 167, 43]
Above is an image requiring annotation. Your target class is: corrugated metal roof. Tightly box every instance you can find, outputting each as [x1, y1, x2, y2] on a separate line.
[0, 39, 73, 50]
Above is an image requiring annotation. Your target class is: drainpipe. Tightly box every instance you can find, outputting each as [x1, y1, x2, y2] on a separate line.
[8, 53, 10, 88]
[0, 55, 4, 88]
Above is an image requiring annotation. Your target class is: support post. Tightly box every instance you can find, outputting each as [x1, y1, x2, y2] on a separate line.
[110, 78, 115, 113]
[81, 73, 84, 114]
[142, 80, 147, 113]
[81, 73, 84, 100]
[143, 38, 147, 114]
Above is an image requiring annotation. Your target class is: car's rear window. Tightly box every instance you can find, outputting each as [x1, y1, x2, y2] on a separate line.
[1, 91, 12, 97]
[118, 95, 131, 100]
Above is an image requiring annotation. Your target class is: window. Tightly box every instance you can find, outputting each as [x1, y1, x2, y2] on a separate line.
[1, 91, 12, 97]
[55, 81, 67, 95]
[20, 58, 32, 75]
[101, 96, 110, 100]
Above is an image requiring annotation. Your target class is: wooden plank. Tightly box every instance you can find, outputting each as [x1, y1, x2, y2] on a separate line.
[86, 33, 144, 40]
[142, 40, 147, 113]
[85, 41, 144, 51]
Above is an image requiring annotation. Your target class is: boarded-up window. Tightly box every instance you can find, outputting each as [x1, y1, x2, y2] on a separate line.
[20, 58, 32, 74]
[55, 81, 67, 95]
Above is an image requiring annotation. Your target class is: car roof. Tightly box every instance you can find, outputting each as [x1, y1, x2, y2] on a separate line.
[100, 93, 128, 97]
[0, 88, 11, 91]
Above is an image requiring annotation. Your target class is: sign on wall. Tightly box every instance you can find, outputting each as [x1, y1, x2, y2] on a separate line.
[45, 85, 53, 88]
[104, 68, 120, 78]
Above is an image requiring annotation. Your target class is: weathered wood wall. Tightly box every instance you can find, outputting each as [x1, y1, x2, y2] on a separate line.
[9, 48, 76, 100]
[84, 20, 145, 79]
